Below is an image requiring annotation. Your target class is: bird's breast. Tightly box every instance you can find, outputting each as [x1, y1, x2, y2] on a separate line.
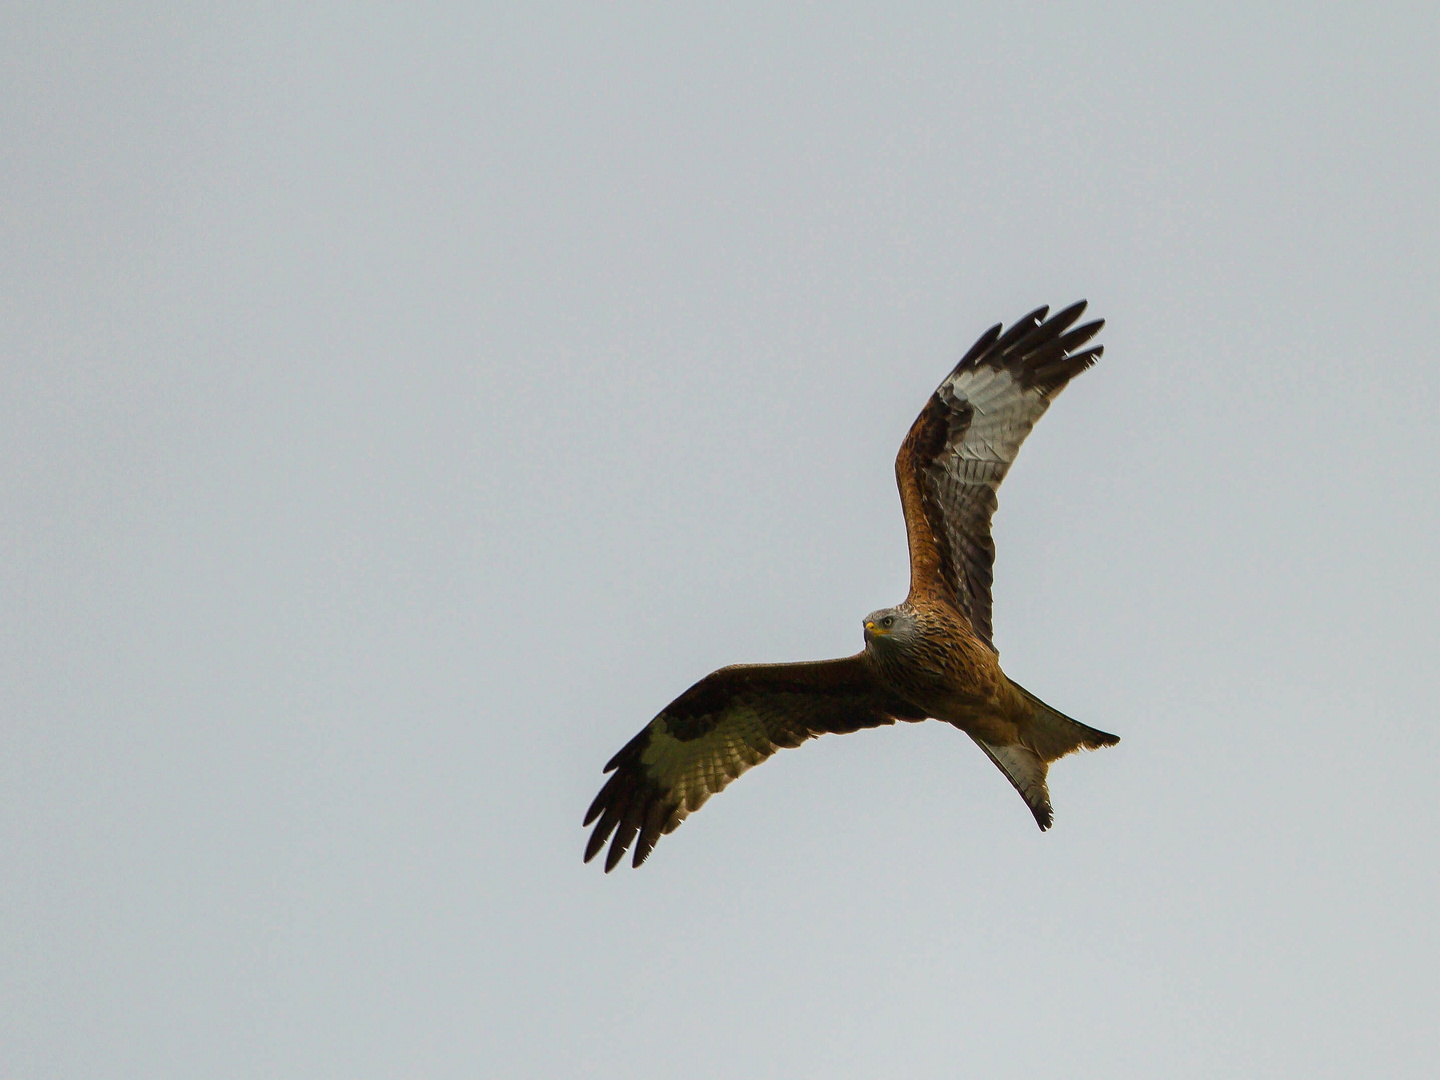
[870, 627, 1010, 727]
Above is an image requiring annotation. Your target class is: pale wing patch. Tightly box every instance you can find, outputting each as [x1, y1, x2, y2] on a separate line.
[944, 367, 1050, 471]
[641, 706, 779, 819]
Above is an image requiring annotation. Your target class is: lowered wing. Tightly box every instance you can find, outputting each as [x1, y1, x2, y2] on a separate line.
[584, 656, 926, 870]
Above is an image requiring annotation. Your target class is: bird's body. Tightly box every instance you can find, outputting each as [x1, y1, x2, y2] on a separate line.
[585, 302, 1120, 871]
[865, 601, 1007, 722]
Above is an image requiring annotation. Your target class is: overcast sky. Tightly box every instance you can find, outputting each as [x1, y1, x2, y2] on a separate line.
[4, 4, 1438, 1078]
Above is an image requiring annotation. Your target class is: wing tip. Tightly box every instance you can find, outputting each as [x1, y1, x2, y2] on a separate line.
[585, 748, 686, 870]
[954, 301, 1105, 386]
[583, 823, 610, 863]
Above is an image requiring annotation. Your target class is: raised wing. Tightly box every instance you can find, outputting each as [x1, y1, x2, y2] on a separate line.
[895, 301, 1103, 648]
[584, 656, 926, 870]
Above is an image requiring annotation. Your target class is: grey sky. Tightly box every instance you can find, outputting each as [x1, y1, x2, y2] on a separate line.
[3, 4, 1438, 1077]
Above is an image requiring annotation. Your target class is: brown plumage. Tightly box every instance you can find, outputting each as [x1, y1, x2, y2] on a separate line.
[584, 302, 1120, 871]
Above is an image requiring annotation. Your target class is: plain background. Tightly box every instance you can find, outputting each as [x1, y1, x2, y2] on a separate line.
[4, 4, 1438, 1077]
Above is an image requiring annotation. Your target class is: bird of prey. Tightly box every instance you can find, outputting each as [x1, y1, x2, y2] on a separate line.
[584, 302, 1119, 871]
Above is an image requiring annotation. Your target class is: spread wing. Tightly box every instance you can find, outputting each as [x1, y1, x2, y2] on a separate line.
[895, 301, 1104, 648]
[584, 656, 927, 871]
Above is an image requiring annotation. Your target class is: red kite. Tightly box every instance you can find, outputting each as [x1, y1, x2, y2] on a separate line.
[585, 302, 1119, 871]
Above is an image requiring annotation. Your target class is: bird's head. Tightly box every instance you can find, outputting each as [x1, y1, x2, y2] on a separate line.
[863, 606, 914, 650]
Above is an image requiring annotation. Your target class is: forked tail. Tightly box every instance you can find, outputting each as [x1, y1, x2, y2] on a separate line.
[969, 682, 1119, 831]
[1012, 681, 1120, 763]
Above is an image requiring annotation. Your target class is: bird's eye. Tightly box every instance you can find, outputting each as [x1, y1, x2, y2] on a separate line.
[882, 616, 894, 628]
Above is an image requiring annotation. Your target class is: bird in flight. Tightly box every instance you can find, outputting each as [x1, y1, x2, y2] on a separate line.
[584, 302, 1119, 871]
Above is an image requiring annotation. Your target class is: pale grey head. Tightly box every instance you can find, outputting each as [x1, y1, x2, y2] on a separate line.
[862, 605, 919, 652]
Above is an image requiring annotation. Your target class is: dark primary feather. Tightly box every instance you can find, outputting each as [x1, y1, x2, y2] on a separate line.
[583, 657, 926, 871]
[895, 302, 1103, 647]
